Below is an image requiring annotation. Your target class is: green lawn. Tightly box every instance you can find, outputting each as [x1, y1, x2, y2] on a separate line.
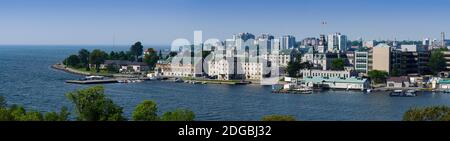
[72, 67, 113, 76]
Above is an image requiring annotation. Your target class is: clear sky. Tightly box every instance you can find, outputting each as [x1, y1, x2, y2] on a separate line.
[0, 0, 449, 45]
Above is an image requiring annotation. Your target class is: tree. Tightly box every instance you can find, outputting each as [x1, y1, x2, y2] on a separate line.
[261, 115, 296, 121]
[368, 70, 389, 84]
[286, 61, 301, 77]
[331, 58, 345, 70]
[66, 86, 125, 121]
[64, 55, 81, 68]
[143, 48, 159, 70]
[130, 42, 144, 62]
[428, 50, 447, 75]
[132, 100, 158, 121]
[89, 49, 108, 73]
[78, 49, 90, 70]
[44, 107, 70, 121]
[403, 106, 450, 121]
[161, 109, 195, 121]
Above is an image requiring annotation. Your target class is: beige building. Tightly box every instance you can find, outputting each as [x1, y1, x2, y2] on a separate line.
[370, 44, 391, 73]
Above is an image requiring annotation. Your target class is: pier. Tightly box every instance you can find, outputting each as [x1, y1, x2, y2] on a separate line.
[65, 79, 119, 84]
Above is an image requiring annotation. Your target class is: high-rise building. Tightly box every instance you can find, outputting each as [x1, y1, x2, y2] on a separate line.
[233, 32, 255, 50]
[369, 43, 391, 74]
[327, 33, 348, 53]
[272, 39, 281, 52]
[442, 32, 446, 47]
[280, 35, 296, 49]
[256, 34, 274, 54]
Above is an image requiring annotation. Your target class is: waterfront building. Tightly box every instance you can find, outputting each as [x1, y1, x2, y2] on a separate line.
[390, 45, 430, 76]
[438, 79, 450, 89]
[101, 60, 149, 73]
[300, 76, 369, 91]
[327, 33, 348, 53]
[299, 69, 357, 79]
[155, 57, 195, 77]
[386, 76, 410, 88]
[301, 48, 328, 70]
[280, 35, 296, 49]
[369, 43, 391, 74]
[262, 49, 298, 67]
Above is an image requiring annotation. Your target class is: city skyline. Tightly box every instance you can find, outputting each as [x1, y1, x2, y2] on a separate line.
[0, 0, 449, 45]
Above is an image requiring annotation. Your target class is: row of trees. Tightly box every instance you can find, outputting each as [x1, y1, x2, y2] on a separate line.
[0, 97, 69, 121]
[403, 106, 450, 121]
[63, 42, 163, 72]
[0, 86, 195, 121]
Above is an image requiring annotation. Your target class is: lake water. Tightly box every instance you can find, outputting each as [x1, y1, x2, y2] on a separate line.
[1, 45, 450, 121]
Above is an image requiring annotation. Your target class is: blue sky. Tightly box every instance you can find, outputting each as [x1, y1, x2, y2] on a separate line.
[0, 0, 449, 45]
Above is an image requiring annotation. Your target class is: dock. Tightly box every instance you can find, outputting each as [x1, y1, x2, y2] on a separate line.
[65, 79, 118, 84]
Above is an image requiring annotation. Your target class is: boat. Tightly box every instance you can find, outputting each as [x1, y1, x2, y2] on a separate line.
[404, 90, 417, 97]
[389, 90, 404, 97]
[443, 89, 450, 94]
[293, 87, 313, 94]
[366, 89, 372, 93]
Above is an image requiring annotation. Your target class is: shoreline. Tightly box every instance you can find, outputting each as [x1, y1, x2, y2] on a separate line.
[51, 63, 91, 76]
[51, 63, 443, 92]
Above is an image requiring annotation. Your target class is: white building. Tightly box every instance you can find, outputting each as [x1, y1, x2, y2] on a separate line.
[300, 69, 356, 79]
[263, 49, 297, 67]
[327, 33, 348, 53]
[280, 35, 296, 49]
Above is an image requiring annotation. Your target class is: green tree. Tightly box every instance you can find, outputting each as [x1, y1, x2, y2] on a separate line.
[89, 49, 108, 73]
[331, 58, 345, 70]
[66, 86, 125, 121]
[403, 106, 450, 121]
[130, 42, 144, 62]
[428, 50, 447, 75]
[44, 107, 70, 121]
[64, 55, 81, 68]
[286, 61, 301, 77]
[368, 70, 389, 84]
[261, 115, 297, 121]
[78, 49, 91, 71]
[161, 109, 195, 121]
[143, 48, 159, 70]
[132, 100, 158, 121]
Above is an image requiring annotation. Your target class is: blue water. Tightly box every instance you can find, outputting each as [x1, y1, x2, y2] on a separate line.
[1, 45, 450, 121]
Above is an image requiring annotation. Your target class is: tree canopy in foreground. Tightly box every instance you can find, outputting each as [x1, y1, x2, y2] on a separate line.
[403, 106, 450, 121]
[261, 115, 297, 121]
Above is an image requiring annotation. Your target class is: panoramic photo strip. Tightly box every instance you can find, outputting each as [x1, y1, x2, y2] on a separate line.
[1, 0, 450, 140]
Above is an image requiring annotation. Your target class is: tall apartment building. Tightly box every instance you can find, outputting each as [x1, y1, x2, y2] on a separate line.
[327, 33, 348, 53]
[280, 35, 296, 49]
